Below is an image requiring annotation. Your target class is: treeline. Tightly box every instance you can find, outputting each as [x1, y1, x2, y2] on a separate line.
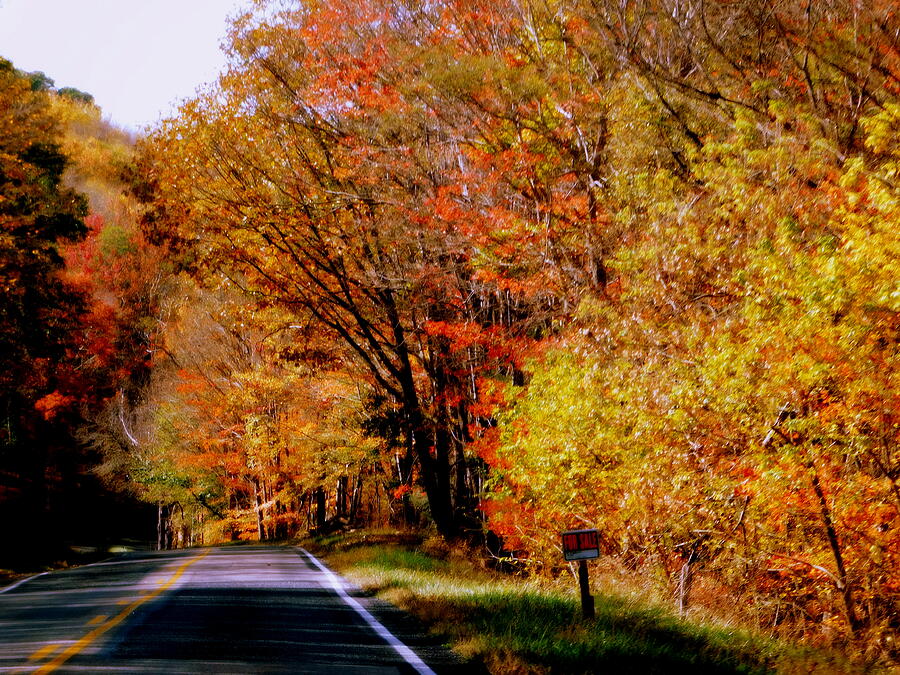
[0, 58, 157, 563]
[21, 0, 893, 660]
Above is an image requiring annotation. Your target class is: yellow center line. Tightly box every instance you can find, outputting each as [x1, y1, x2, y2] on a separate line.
[86, 614, 108, 626]
[32, 549, 211, 674]
[27, 644, 61, 662]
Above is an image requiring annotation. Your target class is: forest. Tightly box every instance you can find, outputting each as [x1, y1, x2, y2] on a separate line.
[2, 0, 900, 662]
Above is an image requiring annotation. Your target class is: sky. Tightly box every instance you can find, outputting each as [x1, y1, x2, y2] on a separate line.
[0, 0, 246, 132]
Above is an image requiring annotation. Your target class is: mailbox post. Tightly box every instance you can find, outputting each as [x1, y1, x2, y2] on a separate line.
[562, 529, 599, 619]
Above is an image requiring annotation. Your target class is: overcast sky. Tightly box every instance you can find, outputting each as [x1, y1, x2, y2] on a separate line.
[0, 0, 246, 132]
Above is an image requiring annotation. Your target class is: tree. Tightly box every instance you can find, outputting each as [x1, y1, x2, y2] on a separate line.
[493, 3, 900, 646]
[0, 58, 93, 553]
[139, 0, 501, 538]
[0, 57, 162, 562]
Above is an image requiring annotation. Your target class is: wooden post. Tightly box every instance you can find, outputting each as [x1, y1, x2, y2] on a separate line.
[578, 559, 595, 619]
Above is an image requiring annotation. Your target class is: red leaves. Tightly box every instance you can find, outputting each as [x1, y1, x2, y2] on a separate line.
[392, 483, 413, 500]
[423, 320, 483, 352]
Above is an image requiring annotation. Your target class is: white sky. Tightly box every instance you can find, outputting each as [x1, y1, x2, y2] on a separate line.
[0, 0, 247, 133]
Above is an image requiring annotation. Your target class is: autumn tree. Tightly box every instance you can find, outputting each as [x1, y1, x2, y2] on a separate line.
[489, 0, 900, 652]
[0, 56, 165, 561]
[138, 0, 535, 539]
[0, 58, 92, 554]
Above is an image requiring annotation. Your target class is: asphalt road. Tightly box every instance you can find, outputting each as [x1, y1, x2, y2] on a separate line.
[0, 546, 465, 674]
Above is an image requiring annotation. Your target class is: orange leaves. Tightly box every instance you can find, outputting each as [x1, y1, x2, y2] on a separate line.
[392, 483, 413, 500]
[174, 369, 209, 397]
[424, 185, 474, 235]
[469, 375, 508, 419]
[117, 0, 900, 648]
[479, 495, 532, 548]
[471, 426, 505, 465]
[34, 391, 76, 421]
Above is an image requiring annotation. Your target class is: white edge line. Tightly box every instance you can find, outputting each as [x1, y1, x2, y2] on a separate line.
[0, 551, 183, 594]
[0, 572, 48, 594]
[298, 547, 437, 675]
[0, 552, 140, 594]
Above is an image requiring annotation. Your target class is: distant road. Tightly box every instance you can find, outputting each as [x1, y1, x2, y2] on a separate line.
[0, 545, 463, 673]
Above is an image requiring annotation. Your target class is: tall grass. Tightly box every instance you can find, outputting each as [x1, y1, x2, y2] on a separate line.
[310, 532, 858, 674]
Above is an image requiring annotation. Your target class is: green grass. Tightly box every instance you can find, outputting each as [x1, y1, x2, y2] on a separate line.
[307, 532, 856, 674]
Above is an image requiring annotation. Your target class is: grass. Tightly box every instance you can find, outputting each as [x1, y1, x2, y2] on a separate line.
[306, 531, 859, 674]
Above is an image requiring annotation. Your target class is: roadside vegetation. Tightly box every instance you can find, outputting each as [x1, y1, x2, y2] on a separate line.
[308, 531, 855, 674]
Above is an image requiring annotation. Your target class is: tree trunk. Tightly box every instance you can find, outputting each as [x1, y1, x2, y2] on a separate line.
[810, 468, 862, 634]
[315, 486, 326, 532]
[453, 431, 479, 535]
[157, 503, 165, 551]
[414, 424, 456, 539]
[384, 287, 457, 539]
[676, 560, 695, 617]
[336, 475, 348, 519]
[375, 470, 382, 526]
[253, 479, 266, 541]
[157, 502, 174, 551]
[348, 472, 364, 524]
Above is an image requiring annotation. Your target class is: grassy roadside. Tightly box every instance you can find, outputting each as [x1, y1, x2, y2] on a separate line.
[306, 531, 857, 674]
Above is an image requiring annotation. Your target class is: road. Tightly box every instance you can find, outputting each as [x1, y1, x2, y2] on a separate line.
[0, 546, 464, 674]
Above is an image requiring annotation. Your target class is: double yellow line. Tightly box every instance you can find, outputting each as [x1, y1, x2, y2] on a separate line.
[27, 549, 210, 674]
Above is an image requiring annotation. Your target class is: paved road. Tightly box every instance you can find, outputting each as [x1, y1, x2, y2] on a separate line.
[0, 546, 464, 674]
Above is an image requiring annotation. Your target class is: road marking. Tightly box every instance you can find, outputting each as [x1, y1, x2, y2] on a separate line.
[0, 572, 48, 594]
[32, 548, 211, 674]
[298, 548, 436, 675]
[27, 644, 60, 661]
[1, 553, 160, 595]
[86, 614, 107, 626]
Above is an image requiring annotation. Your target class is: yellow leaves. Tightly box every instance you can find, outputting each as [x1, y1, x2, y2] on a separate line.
[861, 102, 900, 156]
